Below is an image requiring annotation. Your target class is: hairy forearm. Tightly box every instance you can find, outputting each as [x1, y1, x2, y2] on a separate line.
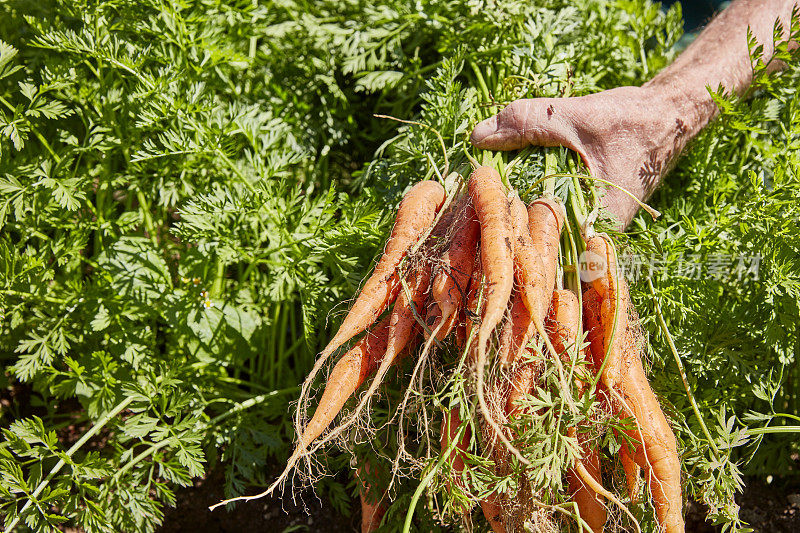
[645, 0, 798, 150]
[469, 0, 798, 228]
[604, 0, 798, 225]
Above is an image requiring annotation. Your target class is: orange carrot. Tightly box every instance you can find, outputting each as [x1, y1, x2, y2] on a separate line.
[430, 198, 480, 340]
[514, 196, 564, 329]
[546, 289, 607, 533]
[583, 235, 683, 533]
[299, 316, 392, 451]
[453, 260, 508, 531]
[567, 445, 606, 533]
[210, 317, 395, 509]
[319, 180, 444, 361]
[620, 445, 641, 504]
[480, 492, 508, 533]
[496, 311, 514, 366]
[547, 290, 586, 377]
[340, 263, 431, 438]
[498, 291, 536, 367]
[469, 167, 514, 351]
[468, 167, 522, 463]
[294, 180, 444, 463]
[501, 292, 538, 418]
[498, 196, 544, 427]
[464, 255, 483, 342]
[504, 362, 536, 419]
[505, 196, 564, 428]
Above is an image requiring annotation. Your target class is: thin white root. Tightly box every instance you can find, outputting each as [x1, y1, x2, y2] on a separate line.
[574, 462, 641, 533]
[388, 336, 439, 492]
[294, 350, 336, 449]
[476, 336, 530, 466]
[209, 449, 301, 511]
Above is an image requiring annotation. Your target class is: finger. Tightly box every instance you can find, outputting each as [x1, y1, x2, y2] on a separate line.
[470, 100, 532, 150]
[471, 99, 579, 151]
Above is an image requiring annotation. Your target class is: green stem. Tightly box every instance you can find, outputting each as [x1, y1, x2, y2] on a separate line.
[402, 411, 469, 533]
[554, 173, 660, 220]
[269, 303, 281, 387]
[647, 277, 721, 459]
[0, 290, 68, 305]
[135, 190, 159, 248]
[469, 61, 491, 111]
[772, 412, 800, 423]
[525, 172, 659, 220]
[543, 150, 558, 195]
[113, 439, 171, 482]
[746, 426, 800, 435]
[6, 396, 135, 532]
[211, 256, 225, 298]
[277, 302, 289, 385]
[94, 179, 106, 255]
[215, 375, 274, 393]
[215, 148, 256, 193]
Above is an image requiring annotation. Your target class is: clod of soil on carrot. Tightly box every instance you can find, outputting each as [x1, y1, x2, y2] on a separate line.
[209, 163, 681, 533]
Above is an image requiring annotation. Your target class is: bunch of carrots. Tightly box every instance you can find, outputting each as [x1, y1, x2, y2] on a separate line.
[212, 166, 683, 533]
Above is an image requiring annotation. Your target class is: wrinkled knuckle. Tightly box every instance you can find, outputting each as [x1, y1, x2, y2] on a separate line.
[504, 99, 534, 134]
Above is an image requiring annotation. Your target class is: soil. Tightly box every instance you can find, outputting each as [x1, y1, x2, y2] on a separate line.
[685, 475, 800, 533]
[160, 464, 800, 533]
[6, 382, 798, 533]
[158, 465, 356, 533]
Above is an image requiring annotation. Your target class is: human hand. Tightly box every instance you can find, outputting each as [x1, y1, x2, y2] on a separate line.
[470, 85, 698, 228]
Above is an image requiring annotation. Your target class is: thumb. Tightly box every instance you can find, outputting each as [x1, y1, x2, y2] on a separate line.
[470, 99, 577, 151]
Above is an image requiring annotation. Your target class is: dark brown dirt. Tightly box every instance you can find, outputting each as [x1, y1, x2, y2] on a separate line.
[686, 476, 800, 533]
[159, 464, 800, 533]
[736, 477, 800, 532]
[158, 465, 355, 533]
[9, 380, 795, 533]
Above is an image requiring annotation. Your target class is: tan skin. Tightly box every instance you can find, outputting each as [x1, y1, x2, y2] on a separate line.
[471, 0, 799, 228]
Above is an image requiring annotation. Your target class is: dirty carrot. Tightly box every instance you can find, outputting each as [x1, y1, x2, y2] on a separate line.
[469, 166, 514, 356]
[293, 179, 444, 462]
[498, 290, 536, 367]
[468, 166, 524, 464]
[620, 446, 641, 504]
[209, 316, 392, 509]
[583, 235, 683, 533]
[480, 491, 508, 533]
[338, 263, 430, 440]
[319, 180, 445, 361]
[430, 197, 480, 340]
[546, 289, 607, 533]
[516, 195, 565, 328]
